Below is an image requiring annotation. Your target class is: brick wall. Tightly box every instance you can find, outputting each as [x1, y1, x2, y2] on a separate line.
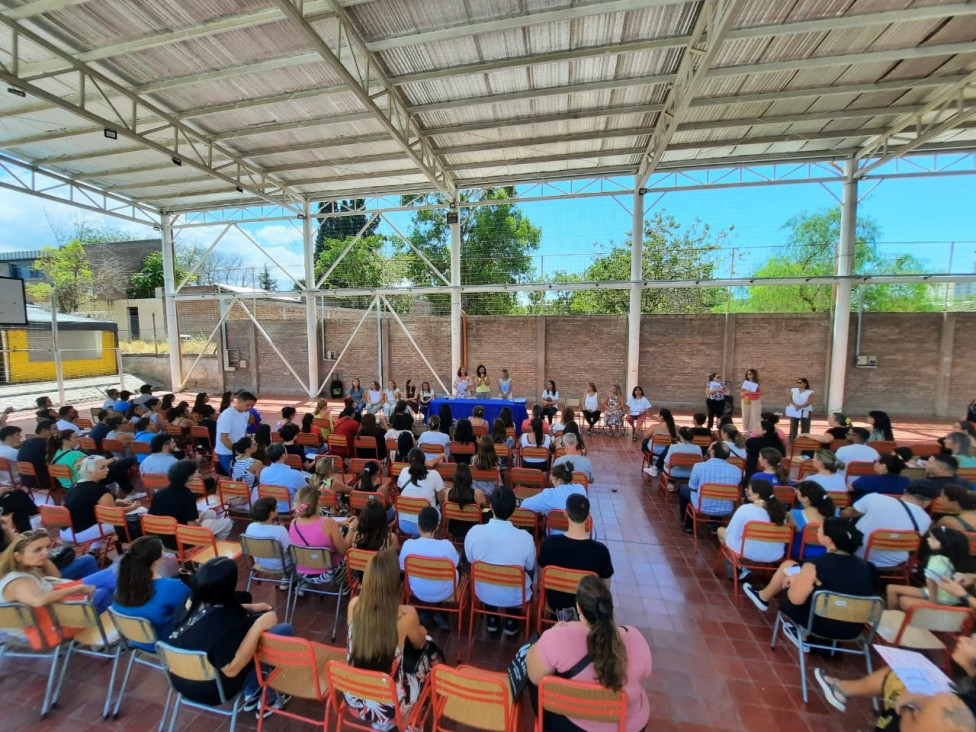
[164, 303, 976, 417]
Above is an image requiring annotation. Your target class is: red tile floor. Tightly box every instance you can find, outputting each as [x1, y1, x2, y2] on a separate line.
[0, 399, 960, 732]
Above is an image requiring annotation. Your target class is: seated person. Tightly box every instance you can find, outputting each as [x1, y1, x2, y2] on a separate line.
[243, 497, 291, 573]
[886, 526, 970, 611]
[63, 455, 142, 546]
[842, 482, 936, 568]
[289, 485, 355, 586]
[520, 405, 551, 436]
[749, 447, 790, 486]
[525, 577, 652, 732]
[520, 418, 552, 470]
[396, 449, 445, 537]
[552, 432, 594, 482]
[417, 416, 451, 461]
[807, 449, 848, 494]
[330, 407, 360, 457]
[166, 557, 291, 714]
[850, 453, 911, 500]
[278, 423, 314, 470]
[399, 506, 460, 631]
[947, 431, 976, 469]
[17, 419, 53, 493]
[799, 411, 851, 446]
[464, 488, 536, 636]
[689, 412, 712, 439]
[111, 536, 190, 649]
[520, 461, 587, 527]
[660, 426, 701, 479]
[835, 426, 880, 468]
[717, 478, 788, 577]
[537, 493, 613, 616]
[140, 433, 179, 476]
[149, 460, 233, 548]
[259, 444, 310, 512]
[680, 441, 741, 532]
[786, 481, 836, 560]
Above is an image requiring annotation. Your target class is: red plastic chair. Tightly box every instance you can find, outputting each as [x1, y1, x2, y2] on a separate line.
[467, 562, 530, 660]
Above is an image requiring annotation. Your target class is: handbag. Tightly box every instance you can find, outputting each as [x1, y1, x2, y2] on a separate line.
[48, 545, 76, 570]
[507, 632, 540, 699]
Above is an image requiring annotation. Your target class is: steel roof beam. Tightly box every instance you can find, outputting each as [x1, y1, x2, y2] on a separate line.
[3, 0, 93, 19]
[271, 0, 455, 197]
[0, 18, 303, 211]
[638, 0, 744, 185]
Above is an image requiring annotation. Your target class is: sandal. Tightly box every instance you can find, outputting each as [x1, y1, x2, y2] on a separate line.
[813, 668, 847, 712]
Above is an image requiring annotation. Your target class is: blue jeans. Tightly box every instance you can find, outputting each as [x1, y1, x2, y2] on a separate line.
[217, 453, 233, 475]
[74, 563, 119, 614]
[243, 623, 293, 698]
[60, 554, 99, 581]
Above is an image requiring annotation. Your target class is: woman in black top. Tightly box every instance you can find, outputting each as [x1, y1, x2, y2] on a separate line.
[404, 380, 420, 414]
[451, 418, 476, 465]
[801, 411, 852, 446]
[744, 415, 787, 479]
[166, 557, 291, 711]
[742, 517, 878, 640]
[355, 413, 387, 461]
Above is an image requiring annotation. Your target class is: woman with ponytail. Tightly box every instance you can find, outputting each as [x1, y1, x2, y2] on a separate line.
[751, 447, 790, 486]
[787, 481, 837, 560]
[527, 575, 652, 731]
[112, 536, 188, 648]
[718, 479, 789, 571]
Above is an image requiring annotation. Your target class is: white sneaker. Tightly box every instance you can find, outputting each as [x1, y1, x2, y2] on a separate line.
[642, 466, 658, 477]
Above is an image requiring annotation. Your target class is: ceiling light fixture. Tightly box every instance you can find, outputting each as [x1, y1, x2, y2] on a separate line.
[171, 157, 182, 166]
[104, 128, 117, 140]
[7, 87, 26, 97]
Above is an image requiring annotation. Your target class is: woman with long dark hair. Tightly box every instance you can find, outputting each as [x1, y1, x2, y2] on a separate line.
[526, 575, 652, 731]
[452, 418, 476, 465]
[867, 410, 894, 442]
[191, 392, 209, 418]
[705, 372, 727, 430]
[395, 448, 445, 537]
[718, 478, 788, 571]
[351, 499, 399, 553]
[166, 557, 292, 713]
[344, 551, 441, 728]
[744, 414, 787, 478]
[218, 391, 232, 414]
[446, 463, 489, 539]
[112, 536, 189, 647]
[520, 417, 552, 470]
[787, 481, 837, 560]
[474, 364, 490, 395]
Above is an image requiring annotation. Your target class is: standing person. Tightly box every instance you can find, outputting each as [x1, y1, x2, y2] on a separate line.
[214, 391, 256, 475]
[454, 368, 472, 397]
[418, 381, 434, 419]
[705, 373, 727, 430]
[740, 368, 762, 433]
[625, 386, 651, 441]
[540, 380, 560, 425]
[474, 364, 490, 395]
[788, 378, 815, 440]
[603, 384, 624, 437]
[348, 378, 366, 412]
[581, 382, 601, 434]
[498, 369, 512, 400]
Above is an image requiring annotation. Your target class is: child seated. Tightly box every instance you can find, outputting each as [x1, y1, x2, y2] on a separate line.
[243, 497, 291, 575]
[399, 506, 459, 631]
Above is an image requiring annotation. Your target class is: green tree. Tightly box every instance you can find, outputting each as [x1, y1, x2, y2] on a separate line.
[26, 240, 94, 311]
[127, 251, 196, 299]
[257, 264, 277, 291]
[562, 212, 725, 314]
[400, 188, 541, 314]
[733, 207, 935, 312]
[314, 200, 379, 260]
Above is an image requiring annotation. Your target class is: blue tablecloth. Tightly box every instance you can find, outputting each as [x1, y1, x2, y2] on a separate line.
[426, 397, 528, 431]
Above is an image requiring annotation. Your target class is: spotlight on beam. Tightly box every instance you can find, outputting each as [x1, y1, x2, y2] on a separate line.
[7, 87, 26, 97]
[171, 157, 182, 166]
[104, 128, 118, 140]
[235, 186, 243, 193]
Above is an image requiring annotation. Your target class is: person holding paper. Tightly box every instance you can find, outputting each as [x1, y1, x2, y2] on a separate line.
[813, 634, 976, 731]
[787, 377, 815, 440]
[739, 368, 762, 433]
[704, 372, 727, 430]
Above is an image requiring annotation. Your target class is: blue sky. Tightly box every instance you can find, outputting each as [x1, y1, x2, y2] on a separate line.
[0, 161, 974, 287]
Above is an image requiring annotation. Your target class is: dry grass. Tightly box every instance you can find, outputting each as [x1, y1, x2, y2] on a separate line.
[120, 337, 216, 355]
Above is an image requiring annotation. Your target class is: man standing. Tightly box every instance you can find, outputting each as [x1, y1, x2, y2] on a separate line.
[214, 391, 256, 474]
[680, 441, 742, 533]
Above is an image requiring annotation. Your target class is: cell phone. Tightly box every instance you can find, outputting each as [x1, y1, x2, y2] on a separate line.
[785, 565, 802, 577]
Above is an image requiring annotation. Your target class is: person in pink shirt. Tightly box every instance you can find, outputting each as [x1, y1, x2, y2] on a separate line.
[526, 576, 652, 731]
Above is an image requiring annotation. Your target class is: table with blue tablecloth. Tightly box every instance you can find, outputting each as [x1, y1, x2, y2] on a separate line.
[426, 397, 528, 432]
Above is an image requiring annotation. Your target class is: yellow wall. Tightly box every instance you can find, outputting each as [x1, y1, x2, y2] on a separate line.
[5, 329, 117, 382]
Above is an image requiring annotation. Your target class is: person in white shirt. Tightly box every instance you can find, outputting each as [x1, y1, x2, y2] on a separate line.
[400, 506, 459, 631]
[551, 433, 594, 482]
[259, 444, 310, 512]
[540, 380, 560, 424]
[214, 390, 256, 474]
[102, 389, 119, 411]
[464, 487, 536, 637]
[454, 367, 472, 397]
[139, 433, 179, 476]
[396, 448, 446, 537]
[243, 496, 291, 573]
[580, 382, 601, 433]
[383, 380, 400, 419]
[55, 405, 85, 435]
[841, 483, 936, 568]
[718, 478, 789, 578]
[835, 427, 880, 473]
[625, 386, 652, 440]
[520, 461, 587, 530]
[364, 381, 384, 415]
[520, 418, 552, 470]
[808, 449, 849, 494]
[418, 415, 451, 460]
[787, 377, 815, 440]
[0, 425, 22, 478]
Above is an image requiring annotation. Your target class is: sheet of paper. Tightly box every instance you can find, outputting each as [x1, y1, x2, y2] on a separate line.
[874, 645, 954, 696]
[785, 405, 803, 419]
[741, 380, 759, 393]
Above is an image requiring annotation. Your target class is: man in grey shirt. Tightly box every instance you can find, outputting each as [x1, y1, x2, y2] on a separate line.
[551, 433, 594, 482]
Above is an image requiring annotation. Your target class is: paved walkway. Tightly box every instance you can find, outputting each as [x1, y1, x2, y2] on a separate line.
[0, 374, 125, 413]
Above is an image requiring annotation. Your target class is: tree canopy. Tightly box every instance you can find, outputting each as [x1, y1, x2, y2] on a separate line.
[257, 264, 277, 292]
[26, 241, 93, 311]
[399, 188, 541, 314]
[314, 200, 379, 261]
[127, 251, 196, 299]
[732, 207, 935, 312]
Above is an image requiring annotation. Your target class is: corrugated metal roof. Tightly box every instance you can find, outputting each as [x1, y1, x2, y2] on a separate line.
[0, 0, 972, 212]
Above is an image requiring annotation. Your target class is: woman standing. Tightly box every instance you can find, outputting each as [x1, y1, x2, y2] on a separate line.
[788, 378, 815, 440]
[540, 380, 560, 424]
[740, 368, 762, 433]
[474, 365, 490, 396]
[526, 575, 652, 732]
[603, 384, 624, 437]
[344, 551, 441, 729]
[418, 381, 434, 419]
[453, 368, 472, 397]
[581, 382, 601, 434]
[498, 369, 512, 400]
[705, 373, 727, 430]
[625, 386, 651, 441]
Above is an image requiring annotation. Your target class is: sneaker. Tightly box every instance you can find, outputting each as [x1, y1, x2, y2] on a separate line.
[781, 621, 805, 650]
[642, 466, 658, 477]
[502, 618, 519, 637]
[813, 668, 848, 712]
[241, 690, 263, 712]
[256, 693, 291, 719]
[486, 615, 500, 633]
[738, 567, 751, 581]
[742, 583, 768, 613]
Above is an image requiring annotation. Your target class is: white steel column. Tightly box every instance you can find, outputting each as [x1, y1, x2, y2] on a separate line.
[303, 203, 319, 397]
[626, 187, 644, 394]
[449, 206, 462, 379]
[50, 295, 66, 405]
[827, 159, 857, 413]
[160, 213, 183, 391]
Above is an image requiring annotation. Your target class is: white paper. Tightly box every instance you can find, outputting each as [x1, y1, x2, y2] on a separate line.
[873, 645, 954, 696]
[785, 405, 803, 419]
[741, 380, 759, 393]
